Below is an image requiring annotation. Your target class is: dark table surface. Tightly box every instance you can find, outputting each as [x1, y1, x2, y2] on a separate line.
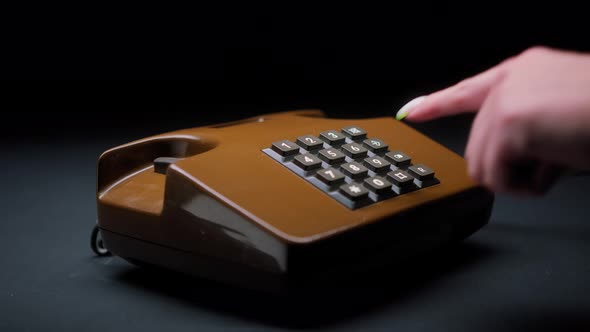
[2, 112, 590, 332]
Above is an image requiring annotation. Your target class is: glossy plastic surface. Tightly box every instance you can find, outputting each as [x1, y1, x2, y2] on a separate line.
[96, 110, 494, 288]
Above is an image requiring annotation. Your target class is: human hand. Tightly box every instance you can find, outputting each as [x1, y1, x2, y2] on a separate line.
[396, 46, 590, 195]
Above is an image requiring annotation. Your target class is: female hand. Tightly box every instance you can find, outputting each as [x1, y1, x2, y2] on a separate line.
[396, 46, 590, 195]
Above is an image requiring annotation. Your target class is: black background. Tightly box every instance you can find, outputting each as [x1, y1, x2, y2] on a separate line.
[2, 12, 590, 332]
[3, 14, 589, 140]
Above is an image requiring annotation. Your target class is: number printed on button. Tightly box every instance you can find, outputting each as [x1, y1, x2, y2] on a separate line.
[372, 178, 384, 186]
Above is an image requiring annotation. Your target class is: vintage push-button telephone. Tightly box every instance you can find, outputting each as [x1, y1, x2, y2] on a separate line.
[92, 110, 494, 293]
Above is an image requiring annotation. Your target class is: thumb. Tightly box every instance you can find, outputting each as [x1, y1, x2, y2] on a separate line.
[396, 59, 511, 122]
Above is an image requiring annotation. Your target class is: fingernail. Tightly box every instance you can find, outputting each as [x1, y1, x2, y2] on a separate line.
[395, 96, 426, 120]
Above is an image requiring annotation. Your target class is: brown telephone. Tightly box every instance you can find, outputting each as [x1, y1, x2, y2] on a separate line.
[92, 110, 493, 293]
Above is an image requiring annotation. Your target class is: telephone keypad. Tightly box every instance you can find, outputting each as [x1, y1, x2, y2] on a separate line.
[263, 126, 440, 209]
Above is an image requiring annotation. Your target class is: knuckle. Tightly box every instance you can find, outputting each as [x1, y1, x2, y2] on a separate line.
[450, 82, 472, 108]
[495, 111, 531, 154]
[490, 94, 522, 128]
[520, 45, 551, 59]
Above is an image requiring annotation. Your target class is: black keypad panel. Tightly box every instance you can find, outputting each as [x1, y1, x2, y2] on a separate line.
[263, 126, 440, 209]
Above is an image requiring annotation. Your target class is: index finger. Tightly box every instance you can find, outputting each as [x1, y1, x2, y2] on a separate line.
[400, 59, 512, 122]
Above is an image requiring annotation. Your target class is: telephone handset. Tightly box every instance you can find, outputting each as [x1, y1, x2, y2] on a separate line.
[93, 110, 493, 293]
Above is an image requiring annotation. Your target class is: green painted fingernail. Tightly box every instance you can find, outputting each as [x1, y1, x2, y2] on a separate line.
[395, 96, 426, 120]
